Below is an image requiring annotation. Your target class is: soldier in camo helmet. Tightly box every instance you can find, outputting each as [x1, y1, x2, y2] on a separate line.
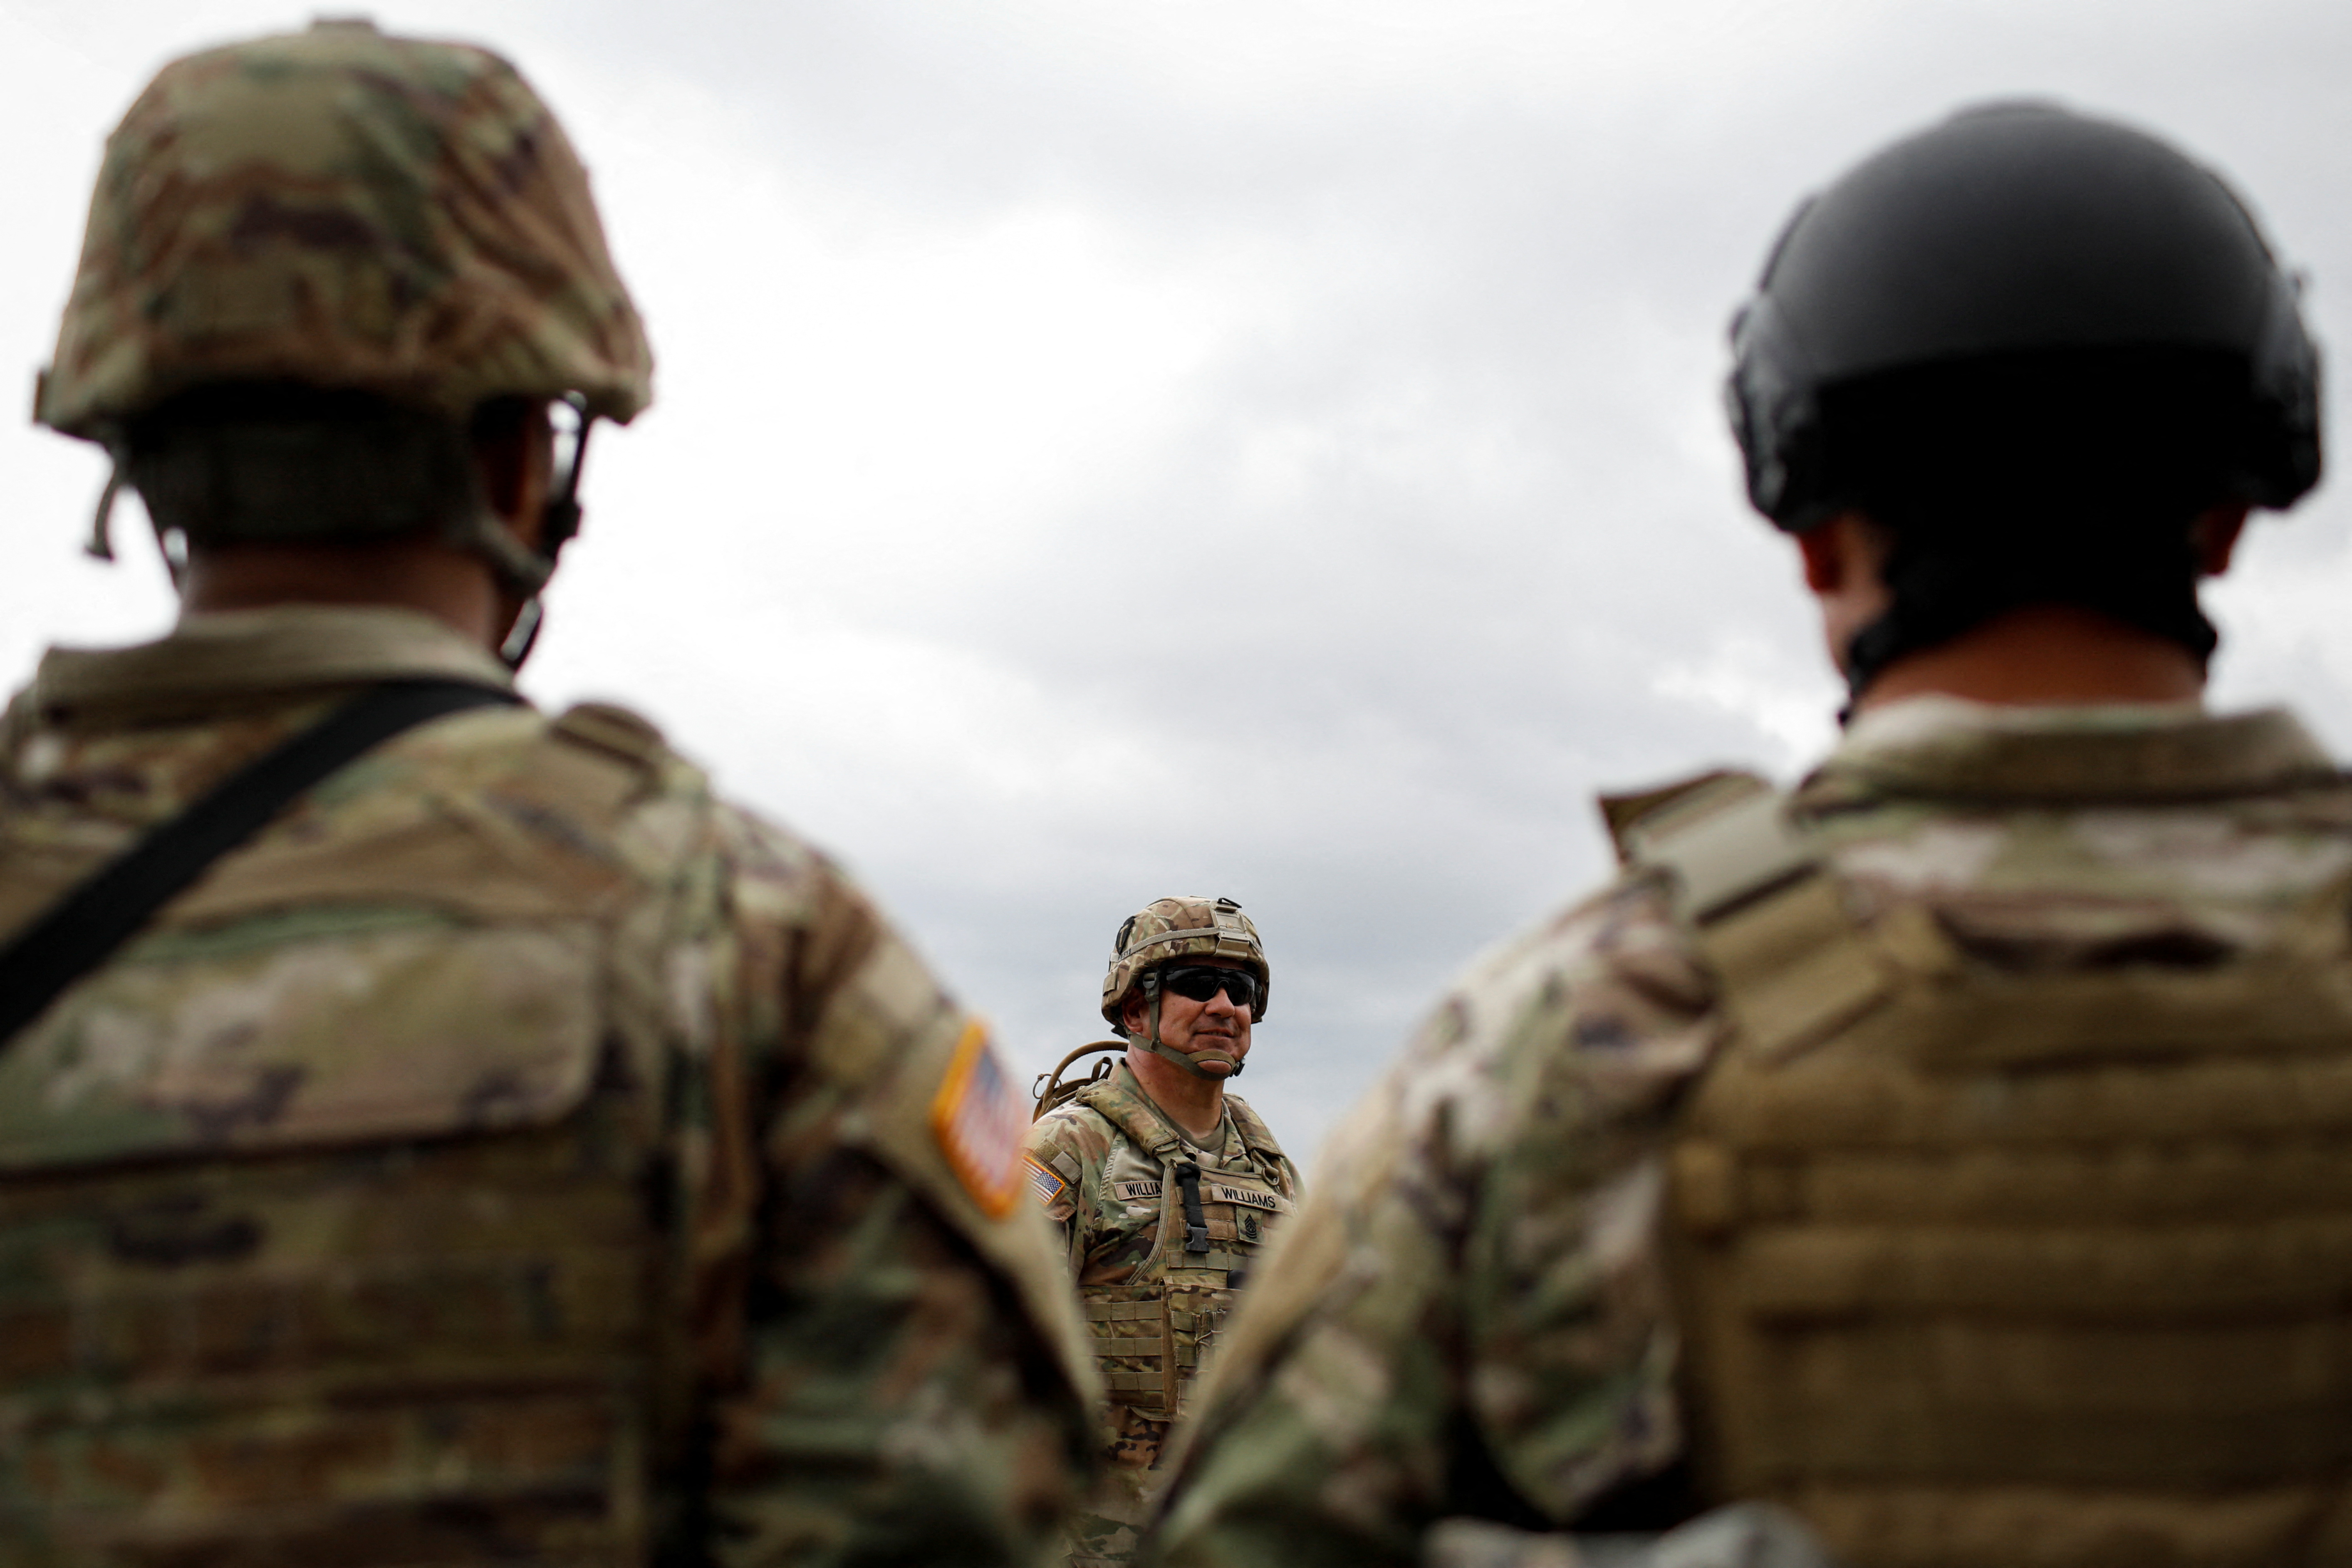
[0, 21, 1094, 1564]
[1159, 105, 2352, 1568]
[1100, 895, 1275, 1078]
[1024, 897, 1300, 1568]
[38, 14, 655, 663]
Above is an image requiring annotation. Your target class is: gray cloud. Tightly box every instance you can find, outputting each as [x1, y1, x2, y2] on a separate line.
[5, 0, 2351, 1161]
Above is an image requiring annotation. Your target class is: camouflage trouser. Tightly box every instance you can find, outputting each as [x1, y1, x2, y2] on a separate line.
[1064, 1405, 1171, 1568]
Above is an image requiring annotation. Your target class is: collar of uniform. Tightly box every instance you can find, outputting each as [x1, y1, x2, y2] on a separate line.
[1111, 1059, 1233, 1157]
[1801, 695, 2337, 805]
[30, 606, 514, 722]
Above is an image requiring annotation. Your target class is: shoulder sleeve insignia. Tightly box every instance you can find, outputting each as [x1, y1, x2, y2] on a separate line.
[928, 1020, 1027, 1217]
[1027, 1157, 1068, 1209]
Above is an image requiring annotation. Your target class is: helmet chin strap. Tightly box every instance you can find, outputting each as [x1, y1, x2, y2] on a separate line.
[487, 404, 594, 674]
[1135, 978, 1244, 1079]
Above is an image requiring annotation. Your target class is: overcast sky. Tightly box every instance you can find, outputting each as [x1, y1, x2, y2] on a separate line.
[6, 0, 2352, 1163]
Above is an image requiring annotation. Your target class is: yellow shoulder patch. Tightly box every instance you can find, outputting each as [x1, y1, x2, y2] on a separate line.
[930, 1021, 1027, 1217]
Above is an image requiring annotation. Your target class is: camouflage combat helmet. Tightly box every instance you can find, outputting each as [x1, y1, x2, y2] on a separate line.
[1102, 896, 1268, 1079]
[35, 19, 652, 602]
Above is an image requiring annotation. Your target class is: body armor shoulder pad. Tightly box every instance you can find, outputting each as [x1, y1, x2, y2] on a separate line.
[1610, 769, 1886, 1063]
[551, 700, 671, 773]
[1073, 1073, 1186, 1158]
[1604, 770, 1818, 928]
[1222, 1093, 1287, 1164]
[0, 687, 34, 764]
[1599, 769, 1774, 866]
[1027, 1098, 1116, 1173]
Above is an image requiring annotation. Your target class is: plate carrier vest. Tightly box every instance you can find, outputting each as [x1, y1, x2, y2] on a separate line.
[0, 705, 743, 1566]
[1617, 772, 2352, 1568]
[1064, 1074, 1292, 1424]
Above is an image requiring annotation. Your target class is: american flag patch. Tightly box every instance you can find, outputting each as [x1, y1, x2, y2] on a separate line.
[1028, 1158, 1068, 1208]
[928, 1021, 1027, 1217]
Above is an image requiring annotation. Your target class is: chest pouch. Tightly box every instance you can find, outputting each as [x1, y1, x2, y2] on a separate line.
[1081, 1135, 1292, 1424]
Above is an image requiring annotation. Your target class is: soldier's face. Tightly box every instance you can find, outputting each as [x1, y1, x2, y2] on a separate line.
[1125, 960, 1253, 1073]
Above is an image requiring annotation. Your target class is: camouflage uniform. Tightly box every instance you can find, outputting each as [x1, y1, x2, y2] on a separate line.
[1030, 1062, 1299, 1568]
[1025, 899, 1299, 1568]
[0, 604, 1095, 1563]
[1156, 699, 2352, 1568]
[0, 20, 1094, 1565]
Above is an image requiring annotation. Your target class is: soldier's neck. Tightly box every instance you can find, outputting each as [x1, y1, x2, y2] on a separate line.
[1852, 604, 2207, 713]
[1125, 1050, 1227, 1144]
[180, 539, 513, 653]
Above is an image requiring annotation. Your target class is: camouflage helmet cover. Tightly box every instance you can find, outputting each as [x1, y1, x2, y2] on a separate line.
[36, 18, 653, 442]
[1101, 896, 1269, 1034]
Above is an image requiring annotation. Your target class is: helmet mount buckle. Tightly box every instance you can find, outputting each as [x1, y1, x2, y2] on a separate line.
[498, 596, 546, 671]
[493, 394, 594, 672]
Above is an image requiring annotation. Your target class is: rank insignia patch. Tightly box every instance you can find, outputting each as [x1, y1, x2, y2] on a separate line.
[930, 1020, 1027, 1217]
[1027, 1158, 1067, 1209]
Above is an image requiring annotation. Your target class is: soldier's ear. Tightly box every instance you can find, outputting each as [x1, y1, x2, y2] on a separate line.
[469, 398, 556, 547]
[2191, 503, 2248, 578]
[1797, 511, 1862, 594]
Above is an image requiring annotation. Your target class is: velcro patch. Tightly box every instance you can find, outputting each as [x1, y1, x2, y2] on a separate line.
[1112, 1180, 1162, 1203]
[1205, 1182, 1287, 1213]
[929, 1021, 1026, 1217]
[1027, 1157, 1068, 1209]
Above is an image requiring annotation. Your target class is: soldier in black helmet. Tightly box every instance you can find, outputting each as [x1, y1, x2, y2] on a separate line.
[1155, 104, 2342, 1568]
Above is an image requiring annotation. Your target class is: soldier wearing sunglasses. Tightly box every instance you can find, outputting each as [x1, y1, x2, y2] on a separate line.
[1024, 897, 1302, 1568]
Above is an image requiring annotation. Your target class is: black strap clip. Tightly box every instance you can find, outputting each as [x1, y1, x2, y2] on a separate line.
[1174, 1161, 1213, 1253]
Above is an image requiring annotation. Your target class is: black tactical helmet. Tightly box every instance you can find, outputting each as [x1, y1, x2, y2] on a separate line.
[1727, 102, 2321, 534]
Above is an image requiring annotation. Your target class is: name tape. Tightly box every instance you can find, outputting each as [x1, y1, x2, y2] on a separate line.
[1108, 1178, 1290, 1214]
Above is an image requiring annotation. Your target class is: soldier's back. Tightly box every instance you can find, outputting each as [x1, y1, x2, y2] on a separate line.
[0, 606, 1092, 1565]
[1159, 703, 2352, 1568]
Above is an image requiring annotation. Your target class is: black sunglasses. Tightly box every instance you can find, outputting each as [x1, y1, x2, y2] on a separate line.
[1158, 965, 1262, 1011]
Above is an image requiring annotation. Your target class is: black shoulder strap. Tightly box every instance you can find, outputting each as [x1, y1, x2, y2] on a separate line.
[0, 677, 521, 1044]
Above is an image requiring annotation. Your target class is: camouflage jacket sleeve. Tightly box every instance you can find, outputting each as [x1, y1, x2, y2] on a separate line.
[1023, 1105, 1111, 1263]
[1152, 872, 1718, 1568]
[693, 801, 1099, 1567]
